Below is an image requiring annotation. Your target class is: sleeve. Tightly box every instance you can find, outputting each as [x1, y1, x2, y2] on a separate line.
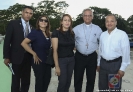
[3, 21, 14, 59]
[72, 27, 77, 38]
[27, 30, 37, 42]
[97, 35, 102, 66]
[119, 32, 130, 71]
[97, 26, 103, 43]
[51, 30, 59, 38]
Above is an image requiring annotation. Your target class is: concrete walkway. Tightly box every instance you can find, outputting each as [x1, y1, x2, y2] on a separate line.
[29, 59, 133, 92]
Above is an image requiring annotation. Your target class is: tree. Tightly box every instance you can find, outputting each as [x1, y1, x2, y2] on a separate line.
[73, 6, 112, 31]
[33, 0, 69, 31]
[73, 7, 130, 33]
[115, 14, 131, 34]
[90, 6, 111, 31]
[0, 0, 69, 34]
[127, 15, 133, 34]
[0, 3, 26, 34]
[0, 10, 7, 34]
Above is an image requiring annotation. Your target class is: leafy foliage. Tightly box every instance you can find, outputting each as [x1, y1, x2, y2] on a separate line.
[127, 15, 133, 33]
[0, 1, 132, 34]
[73, 6, 132, 34]
[0, 0, 68, 34]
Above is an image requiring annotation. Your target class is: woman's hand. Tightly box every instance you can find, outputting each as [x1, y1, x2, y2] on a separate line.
[55, 66, 61, 76]
[97, 66, 100, 72]
[33, 53, 42, 64]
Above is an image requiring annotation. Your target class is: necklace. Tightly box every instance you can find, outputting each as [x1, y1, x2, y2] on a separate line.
[83, 23, 92, 49]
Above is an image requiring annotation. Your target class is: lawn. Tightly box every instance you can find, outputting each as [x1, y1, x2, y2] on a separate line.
[0, 41, 11, 92]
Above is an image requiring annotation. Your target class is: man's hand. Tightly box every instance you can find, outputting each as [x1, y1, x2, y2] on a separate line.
[97, 66, 100, 72]
[117, 70, 125, 78]
[4, 59, 10, 66]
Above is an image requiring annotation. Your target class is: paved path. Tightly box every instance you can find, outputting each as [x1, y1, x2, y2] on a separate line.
[29, 59, 133, 92]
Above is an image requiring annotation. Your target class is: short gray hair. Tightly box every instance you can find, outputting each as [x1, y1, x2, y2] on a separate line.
[82, 8, 93, 16]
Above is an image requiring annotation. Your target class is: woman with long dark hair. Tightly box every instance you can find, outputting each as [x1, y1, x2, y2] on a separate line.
[21, 15, 51, 92]
[51, 14, 75, 92]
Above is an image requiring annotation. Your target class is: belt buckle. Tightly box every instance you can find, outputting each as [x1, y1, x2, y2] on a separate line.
[105, 59, 109, 61]
[83, 54, 88, 56]
[83, 54, 86, 56]
[85, 54, 89, 56]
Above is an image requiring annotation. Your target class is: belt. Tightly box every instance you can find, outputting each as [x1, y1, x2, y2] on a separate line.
[76, 50, 95, 57]
[101, 56, 122, 63]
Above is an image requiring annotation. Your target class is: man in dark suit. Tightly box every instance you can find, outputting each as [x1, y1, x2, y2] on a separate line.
[3, 6, 33, 92]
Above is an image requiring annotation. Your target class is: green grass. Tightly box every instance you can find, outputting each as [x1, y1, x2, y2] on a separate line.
[0, 41, 11, 92]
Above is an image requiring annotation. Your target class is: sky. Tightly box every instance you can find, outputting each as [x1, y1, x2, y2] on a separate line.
[0, 0, 133, 20]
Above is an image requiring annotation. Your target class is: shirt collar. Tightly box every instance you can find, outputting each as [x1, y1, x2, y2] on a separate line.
[84, 22, 92, 27]
[21, 18, 29, 24]
[107, 27, 117, 35]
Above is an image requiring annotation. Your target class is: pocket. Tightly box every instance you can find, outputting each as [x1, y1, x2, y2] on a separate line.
[111, 39, 120, 52]
[91, 38, 97, 43]
[114, 59, 122, 72]
[11, 48, 18, 52]
[111, 44, 120, 53]
[91, 33, 98, 43]
[70, 56, 75, 62]
[100, 58, 103, 69]
[114, 48, 120, 52]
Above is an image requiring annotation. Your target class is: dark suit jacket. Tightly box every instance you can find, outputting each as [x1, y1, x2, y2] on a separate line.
[3, 19, 33, 64]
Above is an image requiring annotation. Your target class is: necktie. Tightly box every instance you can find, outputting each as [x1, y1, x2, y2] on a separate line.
[25, 22, 29, 37]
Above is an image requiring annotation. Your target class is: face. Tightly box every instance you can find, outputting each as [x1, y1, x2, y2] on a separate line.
[83, 10, 93, 24]
[105, 16, 117, 31]
[38, 17, 48, 28]
[22, 8, 33, 22]
[61, 16, 71, 30]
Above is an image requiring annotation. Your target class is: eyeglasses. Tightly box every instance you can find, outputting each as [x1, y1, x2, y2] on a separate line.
[39, 19, 48, 22]
[83, 15, 93, 17]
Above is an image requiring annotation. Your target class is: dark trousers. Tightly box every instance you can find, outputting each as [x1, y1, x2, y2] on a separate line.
[32, 62, 51, 92]
[74, 51, 97, 92]
[99, 57, 122, 92]
[57, 56, 75, 92]
[11, 52, 31, 92]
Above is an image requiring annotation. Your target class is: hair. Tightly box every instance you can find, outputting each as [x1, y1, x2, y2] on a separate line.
[82, 8, 93, 16]
[59, 14, 74, 36]
[22, 6, 34, 11]
[105, 14, 117, 21]
[36, 15, 51, 38]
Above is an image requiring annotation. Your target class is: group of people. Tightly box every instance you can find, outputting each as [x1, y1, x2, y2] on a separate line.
[3, 5, 130, 92]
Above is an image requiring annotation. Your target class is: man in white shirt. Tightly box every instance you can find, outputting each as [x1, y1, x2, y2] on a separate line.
[97, 14, 130, 92]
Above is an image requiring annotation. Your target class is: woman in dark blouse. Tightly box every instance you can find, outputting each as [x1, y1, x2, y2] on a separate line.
[51, 14, 75, 92]
[21, 15, 51, 92]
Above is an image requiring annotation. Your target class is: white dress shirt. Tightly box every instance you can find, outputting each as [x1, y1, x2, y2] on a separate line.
[73, 23, 102, 55]
[97, 28, 130, 71]
[21, 18, 31, 36]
